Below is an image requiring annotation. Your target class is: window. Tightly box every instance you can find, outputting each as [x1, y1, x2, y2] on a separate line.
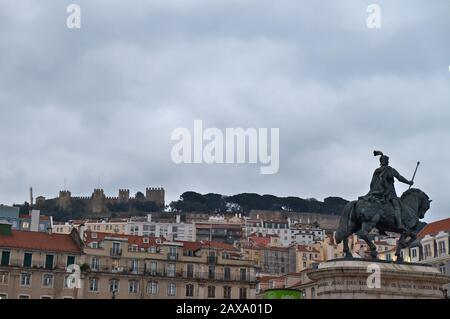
[129, 280, 139, 294]
[311, 287, 316, 299]
[207, 286, 215, 298]
[167, 263, 176, 277]
[90, 242, 98, 249]
[150, 261, 157, 274]
[185, 284, 194, 297]
[67, 256, 75, 267]
[386, 254, 391, 261]
[208, 265, 215, 279]
[223, 286, 232, 299]
[167, 283, 176, 296]
[224, 267, 231, 280]
[91, 233, 97, 239]
[18, 295, 30, 299]
[22, 221, 30, 229]
[438, 241, 446, 256]
[186, 264, 194, 278]
[130, 259, 138, 273]
[45, 254, 54, 269]
[0, 272, 9, 285]
[40, 296, 52, 299]
[239, 287, 247, 299]
[21, 273, 31, 286]
[149, 246, 157, 253]
[42, 274, 54, 287]
[168, 247, 177, 259]
[240, 268, 247, 281]
[439, 264, 446, 274]
[412, 248, 418, 258]
[89, 278, 99, 292]
[110, 279, 119, 293]
[147, 281, 158, 295]
[424, 244, 432, 258]
[0, 293, 7, 299]
[23, 252, 32, 268]
[91, 257, 99, 271]
[1, 251, 10, 266]
[129, 245, 138, 252]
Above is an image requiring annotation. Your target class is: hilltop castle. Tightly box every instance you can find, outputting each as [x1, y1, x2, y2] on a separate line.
[35, 187, 165, 216]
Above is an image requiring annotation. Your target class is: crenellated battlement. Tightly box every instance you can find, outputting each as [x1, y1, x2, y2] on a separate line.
[43, 186, 165, 215]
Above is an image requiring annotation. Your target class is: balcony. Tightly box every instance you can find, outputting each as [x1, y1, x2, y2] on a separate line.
[110, 248, 123, 257]
[207, 256, 218, 264]
[167, 253, 179, 261]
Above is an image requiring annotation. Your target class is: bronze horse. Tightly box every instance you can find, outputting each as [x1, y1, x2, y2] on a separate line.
[335, 188, 431, 261]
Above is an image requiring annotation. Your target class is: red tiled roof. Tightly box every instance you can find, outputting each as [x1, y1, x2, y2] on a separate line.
[0, 230, 82, 253]
[258, 276, 284, 283]
[19, 214, 51, 221]
[297, 245, 320, 253]
[176, 241, 203, 251]
[249, 236, 271, 247]
[200, 240, 238, 251]
[418, 218, 450, 238]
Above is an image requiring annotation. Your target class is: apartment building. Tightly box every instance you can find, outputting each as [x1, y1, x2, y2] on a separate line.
[126, 214, 195, 241]
[195, 222, 243, 244]
[81, 231, 257, 299]
[244, 217, 325, 247]
[0, 222, 84, 299]
[53, 218, 128, 235]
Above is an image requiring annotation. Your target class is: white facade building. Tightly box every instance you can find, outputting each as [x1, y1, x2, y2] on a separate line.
[244, 217, 326, 247]
[125, 214, 196, 241]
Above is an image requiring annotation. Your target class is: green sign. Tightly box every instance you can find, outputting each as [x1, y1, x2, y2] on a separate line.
[263, 289, 302, 299]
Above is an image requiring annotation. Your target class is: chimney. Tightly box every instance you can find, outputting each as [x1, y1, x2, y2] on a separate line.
[30, 187, 33, 206]
[30, 210, 40, 232]
[79, 224, 85, 242]
[176, 215, 181, 224]
[147, 214, 152, 223]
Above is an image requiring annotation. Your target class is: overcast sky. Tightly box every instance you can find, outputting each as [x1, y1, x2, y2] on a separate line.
[0, 0, 449, 222]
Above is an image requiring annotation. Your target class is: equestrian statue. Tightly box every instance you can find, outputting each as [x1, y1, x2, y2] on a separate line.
[335, 151, 431, 262]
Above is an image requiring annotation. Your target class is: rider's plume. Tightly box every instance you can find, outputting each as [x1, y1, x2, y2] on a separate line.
[373, 150, 384, 157]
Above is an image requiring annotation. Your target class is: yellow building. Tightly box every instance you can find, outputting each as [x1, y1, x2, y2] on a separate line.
[81, 231, 257, 299]
[0, 223, 84, 299]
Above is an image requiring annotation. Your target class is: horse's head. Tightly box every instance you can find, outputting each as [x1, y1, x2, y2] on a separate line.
[401, 188, 432, 219]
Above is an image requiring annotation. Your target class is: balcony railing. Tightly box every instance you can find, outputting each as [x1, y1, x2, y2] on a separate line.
[207, 256, 218, 264]
[110, 248, 123, 257]
[167, 253, 179, 261]
[0, 259, 68, 270]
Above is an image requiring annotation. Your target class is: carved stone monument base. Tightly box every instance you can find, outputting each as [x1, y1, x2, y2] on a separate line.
[307, 259, 449, 299]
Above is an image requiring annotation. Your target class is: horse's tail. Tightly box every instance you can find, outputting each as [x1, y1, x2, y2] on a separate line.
[335, 201, 355, 244]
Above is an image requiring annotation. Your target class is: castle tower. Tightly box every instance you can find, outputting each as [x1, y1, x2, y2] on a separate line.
[146, 187, 165, 207]
[118, 189, 130, 203]
[91, 189, 106, 215]
[58, 190, 72, 210]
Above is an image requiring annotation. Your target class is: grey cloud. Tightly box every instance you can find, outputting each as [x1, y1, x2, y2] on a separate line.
[0, 0, 449, 222]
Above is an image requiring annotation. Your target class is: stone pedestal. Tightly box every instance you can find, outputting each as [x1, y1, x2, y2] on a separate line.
[307, 259, 449, 299]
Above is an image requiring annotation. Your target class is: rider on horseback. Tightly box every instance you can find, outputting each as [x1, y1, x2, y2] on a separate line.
[367, 151, 414, 231]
